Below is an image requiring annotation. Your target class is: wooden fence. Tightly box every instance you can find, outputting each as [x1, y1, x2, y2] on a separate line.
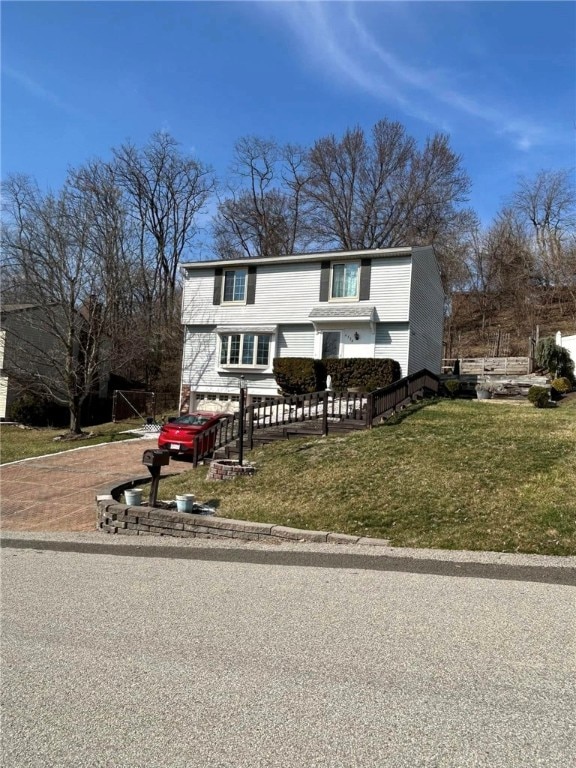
[191, 369, 440, 466]
[442, 357, 532, 376]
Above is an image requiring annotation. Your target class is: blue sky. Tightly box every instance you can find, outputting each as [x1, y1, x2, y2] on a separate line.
[2, 0, 575, 243]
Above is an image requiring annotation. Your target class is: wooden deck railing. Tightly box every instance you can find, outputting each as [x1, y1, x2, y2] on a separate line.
[365, 369, 440, 427]
[191, 369, 439, 465]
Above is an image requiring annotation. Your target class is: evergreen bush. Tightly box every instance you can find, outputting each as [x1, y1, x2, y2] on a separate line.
[273, 357, 401, 394]
[535, 337, 575, 381]
[443, 379, 460, 398]
[10, 393, 68, 427]
[323, 358, 401, 392]
[273, 358, 323, 395]
[527, 385, 550, 408]
[551, 377, 572, 394]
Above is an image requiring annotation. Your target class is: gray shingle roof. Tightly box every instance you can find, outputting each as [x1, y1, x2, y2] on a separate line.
[308, 305, 376, 319]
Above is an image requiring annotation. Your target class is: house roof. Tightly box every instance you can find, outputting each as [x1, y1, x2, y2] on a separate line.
[181, 246, 418, 271]
[308, 305, 377, 319]
[0, 304, 40, 314]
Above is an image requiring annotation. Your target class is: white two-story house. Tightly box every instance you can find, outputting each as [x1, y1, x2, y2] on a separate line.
[179, 246, 444, 411]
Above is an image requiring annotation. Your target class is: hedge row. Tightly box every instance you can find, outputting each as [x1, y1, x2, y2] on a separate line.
[273, 357, 401, 395]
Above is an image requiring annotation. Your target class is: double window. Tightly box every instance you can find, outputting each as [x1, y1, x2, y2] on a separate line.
[222, 269, 247, 303]
[331, 262, 359, 299]
[219, 333, 271, 368]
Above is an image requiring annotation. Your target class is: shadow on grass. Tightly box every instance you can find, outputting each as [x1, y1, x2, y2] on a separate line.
[375, 397, 440, 428]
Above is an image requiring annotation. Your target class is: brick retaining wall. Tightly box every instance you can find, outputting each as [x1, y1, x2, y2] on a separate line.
[97, 499, 389, 547]
[207, 459, 256, 481]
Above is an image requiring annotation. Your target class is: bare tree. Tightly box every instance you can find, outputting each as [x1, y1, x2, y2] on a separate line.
[213, 137, 310, 259]
[484, 208, 533, 300]
[1, 174, 117, 432]
[67, 161, 137, 367]
[213, 122, 471, 284]
[110, 132, 215, 387]
[512, 169, 576, 290]
[304, 121, 471, 258]
[112, 132, 215, 320]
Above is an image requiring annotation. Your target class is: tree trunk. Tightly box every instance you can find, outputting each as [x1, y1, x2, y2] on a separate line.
[69, 396, 82, 434]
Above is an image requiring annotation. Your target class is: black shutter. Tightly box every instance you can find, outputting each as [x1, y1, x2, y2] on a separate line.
[246, 265, 257, 304]
[213, 267, 223, 305]
[359, 259, 371, 301]
[319, 261, 330, 302]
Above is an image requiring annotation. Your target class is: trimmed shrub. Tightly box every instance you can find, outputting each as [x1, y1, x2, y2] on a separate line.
[323, 358, 401, 392]
[443, 379, 460, 398]
[551, 377, 572, 394]
[273, 357, 401, 394]
[527, 386, 549, 408]
[273, 358, 323, 395]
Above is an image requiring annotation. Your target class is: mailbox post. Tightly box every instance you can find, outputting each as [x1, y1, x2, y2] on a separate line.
[238, 376, 247, 466]
[142, 449, 170, 507]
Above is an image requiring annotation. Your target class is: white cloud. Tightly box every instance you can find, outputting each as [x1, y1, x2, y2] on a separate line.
[269, 1, 546, 151]
[4, 66, 82, 117]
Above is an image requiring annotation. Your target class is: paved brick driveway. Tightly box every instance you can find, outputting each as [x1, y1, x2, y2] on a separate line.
[0, 438, 190, 532]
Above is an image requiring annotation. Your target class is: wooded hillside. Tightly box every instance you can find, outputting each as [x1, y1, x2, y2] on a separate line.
[446, 287, 576, 359]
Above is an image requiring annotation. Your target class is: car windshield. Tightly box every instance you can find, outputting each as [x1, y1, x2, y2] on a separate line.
[173, 414, 211, 426]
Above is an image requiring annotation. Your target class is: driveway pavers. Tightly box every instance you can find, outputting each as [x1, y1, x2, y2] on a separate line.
[0, 438, 190, 532]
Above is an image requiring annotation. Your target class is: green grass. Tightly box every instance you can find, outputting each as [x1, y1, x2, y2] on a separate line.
[0, 419, 143, 464]
[155, 398, 576, 556]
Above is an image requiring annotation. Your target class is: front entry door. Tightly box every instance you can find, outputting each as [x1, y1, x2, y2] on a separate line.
[322, 331, 341, 359]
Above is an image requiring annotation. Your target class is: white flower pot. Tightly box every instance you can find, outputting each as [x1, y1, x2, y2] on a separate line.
[176, 494, 195, 513]
[124, 488, 143, 505]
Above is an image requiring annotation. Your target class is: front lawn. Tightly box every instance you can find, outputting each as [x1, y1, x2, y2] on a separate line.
[156, 398, 576, 556]
[0, 420, 142, 464]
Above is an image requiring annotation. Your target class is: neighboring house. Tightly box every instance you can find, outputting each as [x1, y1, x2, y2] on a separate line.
[0, 327, 7, 419]
[556, 331, 576, 369]
[0, 303, 109, 420]
[179, 246, 444, 411]
[0, 304, 58, 419]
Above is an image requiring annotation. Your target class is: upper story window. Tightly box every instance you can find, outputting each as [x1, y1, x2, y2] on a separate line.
[222, 269, 247, 303]
[331, 262, 359, 300]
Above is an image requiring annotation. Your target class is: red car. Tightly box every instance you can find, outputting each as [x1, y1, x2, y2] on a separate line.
[158, 411, 225, 458]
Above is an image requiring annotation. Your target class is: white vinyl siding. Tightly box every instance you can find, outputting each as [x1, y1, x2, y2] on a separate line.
[407, 246, 444, 375]
[277, 325, 315, 358]
[181, 326, 217, 390]
[0, 375, 7, 419]
[375, 323, 410, 378]
[182, 257, 412, 327]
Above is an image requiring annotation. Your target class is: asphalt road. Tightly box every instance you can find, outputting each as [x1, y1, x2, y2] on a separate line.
[2, 545, 575, 768]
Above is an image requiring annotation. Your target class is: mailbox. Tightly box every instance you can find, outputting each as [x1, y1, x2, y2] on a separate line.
[142, 449, 170, 468]
[142, 449, 170, 509]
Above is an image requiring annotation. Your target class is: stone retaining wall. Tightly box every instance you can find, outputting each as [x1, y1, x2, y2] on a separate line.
[97, 499, 389, 547]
